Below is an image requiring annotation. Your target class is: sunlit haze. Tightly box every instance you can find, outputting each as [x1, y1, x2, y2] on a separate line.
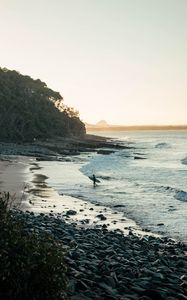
[0, 0, 186, 125]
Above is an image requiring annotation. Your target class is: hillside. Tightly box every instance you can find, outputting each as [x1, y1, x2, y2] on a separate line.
[0, 68, 85, 142]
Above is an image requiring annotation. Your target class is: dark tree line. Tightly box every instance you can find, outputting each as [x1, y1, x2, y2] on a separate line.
[0, 68, 86, 142]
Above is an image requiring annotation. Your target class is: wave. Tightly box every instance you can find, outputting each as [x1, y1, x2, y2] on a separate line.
[181, 157, 187, 165]
[155, 142, 171, 149]
[157, 186, 187, 202]
[175, 190, 187, 202]
[157, 185, 187, 202]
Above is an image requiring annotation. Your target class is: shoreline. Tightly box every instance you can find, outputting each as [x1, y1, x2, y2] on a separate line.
[0, 153, 163, 241]
[20, 159, 156, 238]
[0, 150, 185, 244]
[0, 133, 186, 244]
[0, 155, 145, 237]
[1, 154, 187, 298]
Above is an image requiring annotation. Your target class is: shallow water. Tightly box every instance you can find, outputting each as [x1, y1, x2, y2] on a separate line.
[39, 130, 187, 243]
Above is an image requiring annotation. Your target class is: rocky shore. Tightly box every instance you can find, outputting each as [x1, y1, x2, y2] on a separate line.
[13, 209, 187, 300]
[1, 136, 187, 299]
[0, 134, 134, 161]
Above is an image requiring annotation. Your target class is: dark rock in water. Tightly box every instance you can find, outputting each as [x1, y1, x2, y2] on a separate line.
[96, 214, 107, 221]
[66, 210, 77, 216]
[97, 149, 115, 155]
[113, 205, 126, 208]
[36, 156, 58, 161]
[157, 223, 164, 226]
[134, 156, 146, 159]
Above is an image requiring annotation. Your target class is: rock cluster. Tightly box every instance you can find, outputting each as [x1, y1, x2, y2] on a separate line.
[13, 210, 187, 300]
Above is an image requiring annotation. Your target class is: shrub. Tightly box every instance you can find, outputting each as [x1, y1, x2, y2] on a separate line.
[0, 193, 67, 299]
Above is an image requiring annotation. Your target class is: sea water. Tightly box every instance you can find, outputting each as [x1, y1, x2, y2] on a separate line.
[39, 130, 187, 243]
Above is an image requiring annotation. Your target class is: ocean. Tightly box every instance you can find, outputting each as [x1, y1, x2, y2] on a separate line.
[38, 130, 187, 243]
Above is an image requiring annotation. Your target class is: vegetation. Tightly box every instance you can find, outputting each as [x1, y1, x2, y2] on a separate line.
[0, 192, 67, 299]
[0, 67, 86, 142]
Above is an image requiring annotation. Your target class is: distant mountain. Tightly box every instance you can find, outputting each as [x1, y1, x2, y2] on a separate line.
[95, 120, 109, 127]
[85, 121, 187, 132]
[85, 120, 109, 129]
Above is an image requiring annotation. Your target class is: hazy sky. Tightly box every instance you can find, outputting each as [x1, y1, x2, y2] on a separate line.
[0, 0, 186, 125]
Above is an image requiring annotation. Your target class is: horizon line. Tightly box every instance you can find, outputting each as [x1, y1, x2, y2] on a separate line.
[85, 123, 187, 127]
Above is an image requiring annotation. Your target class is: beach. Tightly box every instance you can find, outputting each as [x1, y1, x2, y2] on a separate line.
[0, 145, 187, 299]
[0, 157, 146, 237]
[0, 157, 32, 208]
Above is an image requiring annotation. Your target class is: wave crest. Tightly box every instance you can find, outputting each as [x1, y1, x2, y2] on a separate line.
[158, 185, 187, 202]
[155, 142, 171, 149]
[175, 190, 187, 202]
[181, 157, 187, 165]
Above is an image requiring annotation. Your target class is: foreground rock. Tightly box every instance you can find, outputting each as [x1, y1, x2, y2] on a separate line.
[13, 210, 187, 300]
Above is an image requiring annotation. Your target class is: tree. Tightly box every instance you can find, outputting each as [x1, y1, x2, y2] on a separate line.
[0, 67, 86, 141]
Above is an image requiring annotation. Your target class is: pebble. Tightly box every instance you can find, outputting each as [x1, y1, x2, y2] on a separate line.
[66, 210, 77, 216]
[96, 214, 107, 221]
[12, 210, 187, 299]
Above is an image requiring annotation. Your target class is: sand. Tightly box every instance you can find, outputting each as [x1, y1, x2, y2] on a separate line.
[0, 156, 160, 238]
[0, 157, 34, 208]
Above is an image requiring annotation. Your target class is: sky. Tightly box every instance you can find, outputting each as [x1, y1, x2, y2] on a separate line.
[0, 0, 187, 125]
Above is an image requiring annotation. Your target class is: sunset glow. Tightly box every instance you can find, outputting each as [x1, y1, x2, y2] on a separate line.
[0, 0, 186, 125]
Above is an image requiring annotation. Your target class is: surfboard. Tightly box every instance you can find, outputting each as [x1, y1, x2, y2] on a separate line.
[88, 176, 100, 183]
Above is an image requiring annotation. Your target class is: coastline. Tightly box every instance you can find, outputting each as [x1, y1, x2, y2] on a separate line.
[16, 158, 152, 238]
[1, 153, 187, 298]
[0, 138, 186, 242]
[0, 144, 145, 237]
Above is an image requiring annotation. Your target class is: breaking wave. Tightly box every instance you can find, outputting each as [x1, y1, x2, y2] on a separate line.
[175, 190, 187, 202]
[181, 157, 187, 165]
[155, 142, 171, 149]
[159, 185, 187, 202]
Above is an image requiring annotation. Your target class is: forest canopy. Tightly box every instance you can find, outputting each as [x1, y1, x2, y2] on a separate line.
[0, 67, 86, 142]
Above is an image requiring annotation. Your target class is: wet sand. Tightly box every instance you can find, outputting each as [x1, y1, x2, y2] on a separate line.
[0, 157, 156, 237]
[24, 162, 159, 238]
[0, 157, 32, 208]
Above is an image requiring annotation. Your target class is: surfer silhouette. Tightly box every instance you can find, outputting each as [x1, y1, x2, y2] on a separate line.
[92, 174, 96, 187]
[88, 174, 100, 186]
